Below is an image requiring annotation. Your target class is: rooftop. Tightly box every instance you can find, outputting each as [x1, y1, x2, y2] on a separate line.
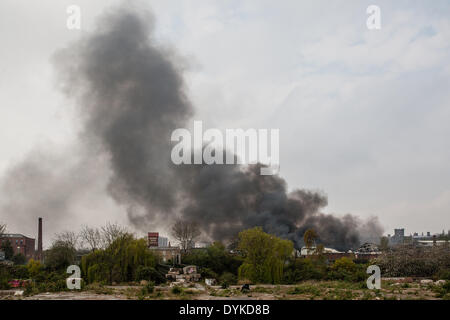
[0, 233, 34, 239]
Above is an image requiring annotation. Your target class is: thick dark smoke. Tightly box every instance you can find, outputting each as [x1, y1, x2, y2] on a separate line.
[54, 7, 193, 225]
[179, 163, 382, 250]
[2, 5, 383, 251]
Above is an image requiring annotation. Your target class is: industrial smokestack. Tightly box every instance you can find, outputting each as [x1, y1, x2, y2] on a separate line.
[38, 217, 42, 260]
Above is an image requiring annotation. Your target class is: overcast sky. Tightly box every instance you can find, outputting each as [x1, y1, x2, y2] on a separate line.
[0, 0, 449, 245]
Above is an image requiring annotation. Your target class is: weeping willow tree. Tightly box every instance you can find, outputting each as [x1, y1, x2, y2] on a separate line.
[238, 227, 293, 284]
[81, 234, 157, 284]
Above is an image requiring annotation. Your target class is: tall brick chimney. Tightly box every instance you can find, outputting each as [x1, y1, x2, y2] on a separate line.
[38, 217, 43, 260]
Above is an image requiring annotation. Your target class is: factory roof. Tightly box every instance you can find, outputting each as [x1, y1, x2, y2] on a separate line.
[0, 233, 34, 239]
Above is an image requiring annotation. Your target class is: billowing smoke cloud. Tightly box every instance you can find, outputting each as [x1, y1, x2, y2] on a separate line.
[2, 4, 383, 250]
[179, 163, 382, 250]
[54, 6, 193, 227]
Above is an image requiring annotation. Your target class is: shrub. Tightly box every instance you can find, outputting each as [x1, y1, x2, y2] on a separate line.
[27, 259, 43, 277]
[183, 242, 242, 278]
[201, 268, 218, 280]
[24, 282, 38, 296]
[220, 272, 237, 288]
[328, 258, 357, 281]
[0, 278, 11, 290]
[135, 266, 166, 284]
[12, 265, 30, 279]
[283, 258, 327, 283]
[12, 254, 26, 265]
[376, 245, 450, 277]
[171, 286, 182, 295]
[433, 281, 450, 298]
[436, 269, 450, 280]
[141, 281, 155, 295]
[45, 241, 76, 271]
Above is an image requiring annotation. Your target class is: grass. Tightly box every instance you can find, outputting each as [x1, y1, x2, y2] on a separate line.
[323, 289, 355, 300]
[287, 284, 321, 297]
[84, 283, 114, 295]
[10, 279, 447, 301]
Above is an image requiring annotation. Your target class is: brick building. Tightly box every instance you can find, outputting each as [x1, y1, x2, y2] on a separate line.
[0, 234, 36, 259]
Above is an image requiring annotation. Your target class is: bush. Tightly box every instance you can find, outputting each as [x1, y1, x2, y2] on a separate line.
[436, 269, 450, 281]
[283, 258, 327, 283]
[24, 282, 37, 296]
[12, 265, 29, 279]
[45, 241, 76, 271]
[27, 259, 42, 277]
[220, 272, 237, 288]
[12, 254, 26, 265]
[328, 258, 359, 282]
[0, 278, 11, 290]
[171, 286, 182, 295]
[433, 281, 450, 298]
[182, 242, 242, 278]
[141, 281, 155, 295]
[201, 268, 218, 280]
[135, 266, 166, 284]
[376, 245, 450, 277]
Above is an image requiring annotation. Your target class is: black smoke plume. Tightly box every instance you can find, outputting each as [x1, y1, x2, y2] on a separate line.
[3, 4, 383, 251]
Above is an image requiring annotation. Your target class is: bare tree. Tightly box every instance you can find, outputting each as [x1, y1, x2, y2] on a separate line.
[100, 222, 129, 248]
[303, 229, 318, 248]
[0, 222, 6, 236]
[79, 225, 102, 251]
[53, 231, 79, 249]
[171, 220, 201, 252]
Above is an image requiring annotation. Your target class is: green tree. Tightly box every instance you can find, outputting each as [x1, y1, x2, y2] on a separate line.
[379, 236, 389, 251]
[45, 240, 76, 270]
[1, 240, 14, 260]
[328, 257, 359, 281]
[27, 259, 43, 277]
[81, 234, 159, 284]
[12, 253, 26, 265]
[237, 227, 293, 284]
[182, 242, 243, 278]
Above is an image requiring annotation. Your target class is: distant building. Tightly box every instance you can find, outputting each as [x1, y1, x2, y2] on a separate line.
[150, 247, 181, 264]
[0, 234, 35, 259]
[148, 232, 159, 247]
[355, 243, 382, 259]
[301, 246, 341, 256]
[147, 232, 181, 264]
[158, 236, 168, 247]
[193, 241, 210, 249]
[388, 228, 405, 245]
[416, 240, 449, 247]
